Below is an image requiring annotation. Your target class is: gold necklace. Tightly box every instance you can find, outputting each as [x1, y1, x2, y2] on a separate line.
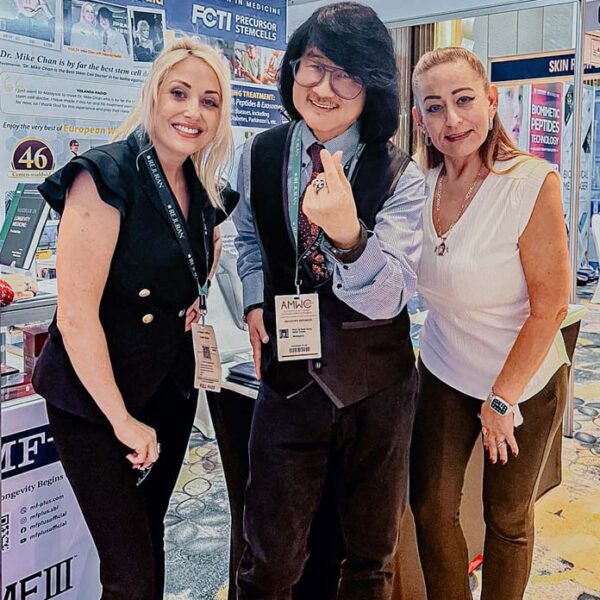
[434, 164, 485, 256]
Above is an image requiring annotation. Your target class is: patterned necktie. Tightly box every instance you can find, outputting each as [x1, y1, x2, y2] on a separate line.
[298, 142, 328, 282]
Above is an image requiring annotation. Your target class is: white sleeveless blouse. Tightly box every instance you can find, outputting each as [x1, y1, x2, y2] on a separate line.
[418, 157, 568, 403]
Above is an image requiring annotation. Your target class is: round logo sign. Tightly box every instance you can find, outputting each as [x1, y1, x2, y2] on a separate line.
[11, 138, 55, 172]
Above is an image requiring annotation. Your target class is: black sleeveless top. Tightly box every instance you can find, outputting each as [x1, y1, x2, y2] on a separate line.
[33, 132, 238, 422]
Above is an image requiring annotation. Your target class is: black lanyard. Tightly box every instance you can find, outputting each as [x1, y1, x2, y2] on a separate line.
[135, 128, 210, 310]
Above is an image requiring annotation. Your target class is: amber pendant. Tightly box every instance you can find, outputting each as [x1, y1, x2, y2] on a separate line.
[435, 238, 448, 256]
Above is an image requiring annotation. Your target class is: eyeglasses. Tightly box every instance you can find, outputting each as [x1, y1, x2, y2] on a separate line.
[290, 58, 364, 101]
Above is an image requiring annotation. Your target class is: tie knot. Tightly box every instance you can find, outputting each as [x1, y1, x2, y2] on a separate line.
[307, 143, 325, 173]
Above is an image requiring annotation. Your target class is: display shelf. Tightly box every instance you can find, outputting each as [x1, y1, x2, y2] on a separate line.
[0, 292, 57, 328]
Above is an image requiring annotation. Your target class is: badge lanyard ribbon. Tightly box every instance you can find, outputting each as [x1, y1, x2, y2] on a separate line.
[287, 121, 365, 295]
[135, 128, 211, 320]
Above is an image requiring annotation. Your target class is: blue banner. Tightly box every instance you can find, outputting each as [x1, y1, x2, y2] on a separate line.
[166, 0, 286, 50]
[491, 52, 600, 83]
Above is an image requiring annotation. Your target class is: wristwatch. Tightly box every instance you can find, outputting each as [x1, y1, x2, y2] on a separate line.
[486, 392, 524, 427]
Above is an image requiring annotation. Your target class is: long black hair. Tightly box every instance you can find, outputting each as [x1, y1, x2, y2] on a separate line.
[279, 2, 399, 143]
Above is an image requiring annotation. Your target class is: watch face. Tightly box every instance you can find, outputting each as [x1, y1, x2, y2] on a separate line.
[490, 397, 509, 415]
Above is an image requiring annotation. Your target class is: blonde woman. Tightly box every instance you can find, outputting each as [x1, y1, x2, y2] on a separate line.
[33, 39, 236, 599]
[409, 47, 569, 600]
[70, 1, 101, 51]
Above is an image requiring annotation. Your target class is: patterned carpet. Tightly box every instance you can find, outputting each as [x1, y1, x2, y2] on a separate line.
[164, 283, 600, 600]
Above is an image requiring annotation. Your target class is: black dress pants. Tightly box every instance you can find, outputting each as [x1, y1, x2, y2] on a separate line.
[207, 389, 343, 600]
[46, 377, 198, 600]
[237, 370, 418, 600]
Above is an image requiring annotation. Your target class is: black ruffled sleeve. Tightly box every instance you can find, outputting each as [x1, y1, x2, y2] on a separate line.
[38, 147, 130, 217]
[216, 183, 240, 225]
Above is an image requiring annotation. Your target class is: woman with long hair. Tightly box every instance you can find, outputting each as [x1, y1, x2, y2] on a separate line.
[34, 39, 236, 599]
[410, 46, 570, 600]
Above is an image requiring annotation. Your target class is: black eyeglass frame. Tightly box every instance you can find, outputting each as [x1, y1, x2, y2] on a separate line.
[289, 58, 364, 100]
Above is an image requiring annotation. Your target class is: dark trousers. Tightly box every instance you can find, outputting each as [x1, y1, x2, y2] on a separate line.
[409, 361, 568, 600]
[46, 377, 198, 600]
[237, 370, 418, 600]
[207, 390, 343, 600]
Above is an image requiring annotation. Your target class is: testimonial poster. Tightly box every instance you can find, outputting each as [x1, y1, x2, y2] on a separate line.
[528, 83, 562, 170]
[0, 0, 286, 222]
[1, 397, 101, 598]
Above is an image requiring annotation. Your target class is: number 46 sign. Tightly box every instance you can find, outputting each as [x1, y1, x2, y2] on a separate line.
[11, 138, 54, 174]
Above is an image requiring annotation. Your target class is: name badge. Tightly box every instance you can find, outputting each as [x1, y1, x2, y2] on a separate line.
[275, 293, 321, 362]
[191, 323, 222, 392]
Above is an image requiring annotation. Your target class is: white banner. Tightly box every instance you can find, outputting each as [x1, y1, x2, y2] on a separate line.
[1, 397, 101, 599]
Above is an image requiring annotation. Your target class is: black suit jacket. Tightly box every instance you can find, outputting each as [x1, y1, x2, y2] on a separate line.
[33, 132, 238, 423]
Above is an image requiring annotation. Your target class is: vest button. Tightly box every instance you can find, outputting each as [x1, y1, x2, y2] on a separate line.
[142, 314, 154, 324]
[342, 265, 349, 270]
[336, 283, 342, 289]
[138, 288, 151, 298]
[178, 309, 186, 317]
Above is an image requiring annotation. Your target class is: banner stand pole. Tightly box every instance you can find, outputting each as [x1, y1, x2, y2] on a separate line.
[564, 0, 586, 439]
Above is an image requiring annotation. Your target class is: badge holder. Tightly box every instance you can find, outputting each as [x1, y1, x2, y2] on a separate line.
[275, 248, 322, 363]
[192, 295, 222, 392]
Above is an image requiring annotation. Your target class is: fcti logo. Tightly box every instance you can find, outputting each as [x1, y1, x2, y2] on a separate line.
[191, 5, 232, 31]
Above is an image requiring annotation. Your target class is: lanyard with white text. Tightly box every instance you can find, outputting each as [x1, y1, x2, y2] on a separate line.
[287, 121, 365, 294]
[135, 129, 210, 315]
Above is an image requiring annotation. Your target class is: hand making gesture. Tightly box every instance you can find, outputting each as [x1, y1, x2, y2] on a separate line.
[302, 149, 361, 249]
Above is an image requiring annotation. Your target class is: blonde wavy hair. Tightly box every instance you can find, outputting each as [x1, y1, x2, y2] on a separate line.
[112, 38, 233, 210]
[412, 47, 530, 173]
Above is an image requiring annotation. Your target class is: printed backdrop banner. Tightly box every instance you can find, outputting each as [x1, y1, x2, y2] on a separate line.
[0, 1, 286, 597]
[1, 397, 101, 599]
[0, 0, 286, 220]
[529, 83, 562, 170]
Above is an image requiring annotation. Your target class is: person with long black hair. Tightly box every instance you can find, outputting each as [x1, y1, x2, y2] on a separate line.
[232, 3, 427, 598]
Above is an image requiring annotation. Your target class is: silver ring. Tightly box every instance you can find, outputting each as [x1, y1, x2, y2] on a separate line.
[497, 440, 507, 447]
[312, 178, 327, 193]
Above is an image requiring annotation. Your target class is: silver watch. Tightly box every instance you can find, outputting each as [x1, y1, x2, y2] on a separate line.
[486, 392, 514, 417]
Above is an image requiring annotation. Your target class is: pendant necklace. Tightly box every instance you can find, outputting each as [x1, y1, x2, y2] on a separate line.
[434, 164, 485, 256]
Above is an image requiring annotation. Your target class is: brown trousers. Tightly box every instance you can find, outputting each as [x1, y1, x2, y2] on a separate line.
[410, 361, 568, 600]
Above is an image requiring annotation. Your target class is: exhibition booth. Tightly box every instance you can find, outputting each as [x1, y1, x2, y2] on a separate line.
[0, 0, 595, 598]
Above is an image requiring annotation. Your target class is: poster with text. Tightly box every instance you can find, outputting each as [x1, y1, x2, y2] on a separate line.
[1, 0, 286, 223]
[1, 397, 101, 598]
[561, 83, 594, 268]
[529, 83, 562, 170]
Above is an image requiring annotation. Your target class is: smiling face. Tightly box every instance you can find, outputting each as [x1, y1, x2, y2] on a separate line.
[81, 3, 95, 24]
[292, 47, 365, 143]
[99, 16, 110, 30]
[151, 56, 222, 166]
[412, 60, 497, 161]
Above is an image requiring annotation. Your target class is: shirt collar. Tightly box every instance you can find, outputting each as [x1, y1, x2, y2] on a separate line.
[300, 120, 360, 167]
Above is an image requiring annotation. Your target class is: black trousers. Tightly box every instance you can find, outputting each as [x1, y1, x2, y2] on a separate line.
[410, 361, 568, 600]
[46, 377, 198, 600]
[237, 370, 418, 600]
[207, 390, 343, 600]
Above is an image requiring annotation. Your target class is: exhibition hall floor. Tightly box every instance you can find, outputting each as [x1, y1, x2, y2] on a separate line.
[163, 285, 600, 600]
